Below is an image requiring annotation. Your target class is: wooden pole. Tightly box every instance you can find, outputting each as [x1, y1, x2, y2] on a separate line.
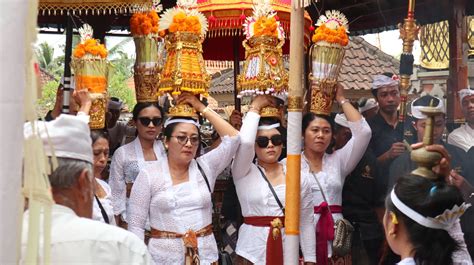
[398, 0, 419, 126]
[284, 3, 304, 265]
[447, 0, 468, 129]
[62, 16, 73, 114]
[233, 36, 241, 112]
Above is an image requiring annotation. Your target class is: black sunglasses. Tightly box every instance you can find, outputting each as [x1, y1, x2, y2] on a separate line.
[255, 134, 283, 148]
[138, 117, 162, 127]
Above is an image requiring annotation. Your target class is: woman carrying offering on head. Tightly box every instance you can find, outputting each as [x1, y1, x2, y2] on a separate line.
[128, 93, 240, 264]
[232, 95, 316, 265]
[300, 84, 372, 264]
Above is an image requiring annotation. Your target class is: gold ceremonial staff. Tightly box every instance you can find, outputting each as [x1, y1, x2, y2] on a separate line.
[398, 0, 420, 124]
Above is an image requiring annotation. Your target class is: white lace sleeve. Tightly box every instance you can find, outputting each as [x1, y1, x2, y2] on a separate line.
[109, 148, 127, 216]
[128, 167, 152, 241]
[299, 176, 316, 262]
[198, 135, 240, 190]
[449, 220, 473, 265]
[231, 111, 260, 180]
[335, 118, 371, 179]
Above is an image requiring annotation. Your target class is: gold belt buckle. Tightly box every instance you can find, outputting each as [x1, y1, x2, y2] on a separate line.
[271, 218, 283, 240]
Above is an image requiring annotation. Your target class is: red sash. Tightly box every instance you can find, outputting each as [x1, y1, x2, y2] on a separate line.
[244, 216, 285, 265]
[314, 202, 342, 265]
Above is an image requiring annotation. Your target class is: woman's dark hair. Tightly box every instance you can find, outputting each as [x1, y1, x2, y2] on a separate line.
[302, 112, 335, 154]
[132, 102, 164, 121]
[90, 129, 109, 144]
[258, 117, 287, 159]
[385, 174, 463, 265]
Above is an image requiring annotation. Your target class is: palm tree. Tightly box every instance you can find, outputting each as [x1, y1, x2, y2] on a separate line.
[36, 42, 55, 70]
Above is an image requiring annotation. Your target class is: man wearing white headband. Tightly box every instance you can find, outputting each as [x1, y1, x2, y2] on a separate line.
[389, 95, 468, 188]
[387, 95, 474, 257]
[368, 73, 405, 164]
[448, 87, 474, 152]
[334, 113, 384, 265]
[22, 114, 151, 264]
[367, 73, 406, 231]
[358, 97, 379, 120]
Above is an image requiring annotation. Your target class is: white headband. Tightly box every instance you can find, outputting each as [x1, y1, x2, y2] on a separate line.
[411, 96, 445, 119]
[108, 100, 123, 110]
[334, 113, 349, 128]
[164, 118, 200, 128]
[459, 88, 474, 104]
[372, 74, 399, 90]
[390, 188, 471, 231]
[258, 123, 280, 130]
[358, 98, 378, 113]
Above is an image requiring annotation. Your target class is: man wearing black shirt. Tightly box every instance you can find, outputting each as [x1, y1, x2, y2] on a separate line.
[388, 95, 473, 257]
[367, 73, 406, 212]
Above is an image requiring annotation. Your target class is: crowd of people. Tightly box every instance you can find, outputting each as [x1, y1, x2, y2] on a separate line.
[20, 73, 474, 265]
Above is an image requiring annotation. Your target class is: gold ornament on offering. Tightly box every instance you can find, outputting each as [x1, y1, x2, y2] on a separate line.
[71, 24, 110, 129]
[260, 106, 281, 119]
[237, 0, 288, 118]
[131, 2, 166, 102]
[167, 102, 199, 119]
[158, 0, 210, 117]
[309, 10, 349, 115]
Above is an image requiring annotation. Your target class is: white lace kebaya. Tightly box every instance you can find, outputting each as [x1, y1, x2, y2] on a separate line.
[128, 135, 240, 265]
[232, 112, 316, 264]
[300, 117, 371, 259]
[109, 137, 166, 223]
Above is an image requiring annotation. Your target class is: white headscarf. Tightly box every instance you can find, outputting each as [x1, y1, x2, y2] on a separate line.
[459, 87, 474, 104]
[411, 95, 445, 119]
[24, 114, 93, 163]
[334, 113, 349, 128]
[372, 74, 399, 90]
[358, 98, 378, 113]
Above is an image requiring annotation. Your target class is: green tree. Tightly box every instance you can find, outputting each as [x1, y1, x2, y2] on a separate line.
[107, 37, 136, 110]
[36, 80, 60, 117]
[35, 42, 64, 79]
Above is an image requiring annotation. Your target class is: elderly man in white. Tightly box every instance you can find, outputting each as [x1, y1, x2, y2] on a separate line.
[448, 87, 474, 152]
[22, 113, 151, 264]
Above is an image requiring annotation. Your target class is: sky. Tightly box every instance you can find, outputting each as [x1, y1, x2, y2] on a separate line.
[36, 29, 421, 64]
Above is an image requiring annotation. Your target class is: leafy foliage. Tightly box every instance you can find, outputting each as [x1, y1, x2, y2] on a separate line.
[36, 80, 60, 117]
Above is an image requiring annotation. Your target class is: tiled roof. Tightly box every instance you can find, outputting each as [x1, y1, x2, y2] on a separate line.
[340, 36, 400, 90]
[209, 68, 235, 94]
[39, 68, 56, 86]
[209, 36, 400, 94]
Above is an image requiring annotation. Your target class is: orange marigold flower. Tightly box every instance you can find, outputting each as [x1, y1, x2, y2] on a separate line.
[73, 47, 85, 58]
[173, 12, 186, 23]
[169, 24, 178, 32]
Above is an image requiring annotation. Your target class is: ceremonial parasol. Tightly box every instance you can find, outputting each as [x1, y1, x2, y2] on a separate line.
[197, 0, 312, 110]
[198, 0, 312, 60]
